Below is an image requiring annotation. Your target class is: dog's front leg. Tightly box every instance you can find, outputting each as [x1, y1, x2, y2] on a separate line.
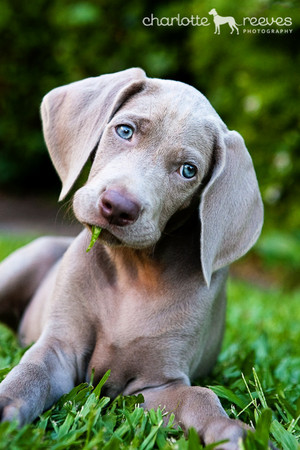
[0, 335, 77, 426]
[142, 383, 249, 449]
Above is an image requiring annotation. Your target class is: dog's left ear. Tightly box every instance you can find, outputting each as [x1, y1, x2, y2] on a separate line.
[41, 68, 146, 200]
[199, 120, 264, 287]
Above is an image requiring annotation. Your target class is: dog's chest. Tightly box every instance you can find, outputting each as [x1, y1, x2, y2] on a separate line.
[86, 277, 211, 396]
[82, 242, 226, 396]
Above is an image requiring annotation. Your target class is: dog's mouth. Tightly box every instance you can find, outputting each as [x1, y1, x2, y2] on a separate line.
[84, 221, 161, 250]
[86, 223, 123, 247]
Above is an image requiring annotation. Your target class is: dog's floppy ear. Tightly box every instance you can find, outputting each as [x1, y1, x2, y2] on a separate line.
[41, 68, 146, 200]
[199, 120, 263, 287]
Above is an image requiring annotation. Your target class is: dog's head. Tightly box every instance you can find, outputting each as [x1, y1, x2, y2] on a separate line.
[41, 68, 263, 286]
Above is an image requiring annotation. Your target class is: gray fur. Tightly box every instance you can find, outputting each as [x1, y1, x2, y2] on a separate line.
[0, 69, 263, 448]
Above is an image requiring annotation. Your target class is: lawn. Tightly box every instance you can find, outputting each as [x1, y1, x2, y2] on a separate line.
[0, 233, 299, 449]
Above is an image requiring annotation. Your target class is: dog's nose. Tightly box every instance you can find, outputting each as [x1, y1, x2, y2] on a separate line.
[99, 189, 141, 226]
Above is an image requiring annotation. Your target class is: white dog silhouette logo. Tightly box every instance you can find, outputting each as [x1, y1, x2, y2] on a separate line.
[209, 8, 240, 35]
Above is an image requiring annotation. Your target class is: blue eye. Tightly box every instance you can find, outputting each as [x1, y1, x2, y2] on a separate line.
[179, 163, 198, 179]
[116, 125, 134, 140]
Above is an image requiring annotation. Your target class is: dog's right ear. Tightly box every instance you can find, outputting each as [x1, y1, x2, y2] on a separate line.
[41, 68, 146, 200]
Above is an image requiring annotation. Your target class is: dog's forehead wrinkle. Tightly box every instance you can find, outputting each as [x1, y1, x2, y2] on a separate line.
[121, 80, 214, 127]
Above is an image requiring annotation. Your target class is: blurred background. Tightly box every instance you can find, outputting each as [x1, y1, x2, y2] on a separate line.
[0, 0, 299, 289]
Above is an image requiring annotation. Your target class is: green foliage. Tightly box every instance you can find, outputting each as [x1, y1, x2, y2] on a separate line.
[86, 225, 102, 252]
[0, 0, 299, 232]
[210, 279, 300, 448]
[0, 234, 36, 261]
[254, 230, 300, 288]
[256, 230, 300, 271]
[0, 372, 181, 449]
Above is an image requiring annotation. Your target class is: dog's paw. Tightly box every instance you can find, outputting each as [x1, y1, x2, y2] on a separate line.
[203, 417, 249, 449]
[0, 395, 22, 424]
[203, 417, 278, 450]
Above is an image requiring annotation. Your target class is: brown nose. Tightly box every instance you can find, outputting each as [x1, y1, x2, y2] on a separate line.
[99, 189, 141, 226]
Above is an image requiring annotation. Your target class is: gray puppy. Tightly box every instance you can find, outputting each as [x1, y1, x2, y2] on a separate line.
[0, 68, 263, 448]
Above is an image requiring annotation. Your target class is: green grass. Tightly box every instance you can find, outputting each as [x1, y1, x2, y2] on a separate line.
[0, 234, 299, 449]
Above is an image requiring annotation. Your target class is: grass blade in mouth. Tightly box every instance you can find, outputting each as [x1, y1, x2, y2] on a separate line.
[86, 225, 102, 252]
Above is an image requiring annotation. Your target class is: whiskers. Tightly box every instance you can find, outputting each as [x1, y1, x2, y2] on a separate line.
[54, 197, 78, 228]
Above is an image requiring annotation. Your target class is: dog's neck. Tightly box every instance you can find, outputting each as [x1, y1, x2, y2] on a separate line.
[97, 207, 201, 290]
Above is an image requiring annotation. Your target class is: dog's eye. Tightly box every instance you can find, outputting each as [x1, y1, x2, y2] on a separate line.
[179, 163, 198, 179]
[116, 125, 134, 140]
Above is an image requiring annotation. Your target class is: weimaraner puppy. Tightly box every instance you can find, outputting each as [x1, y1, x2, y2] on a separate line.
[0, 68, 263, 448]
